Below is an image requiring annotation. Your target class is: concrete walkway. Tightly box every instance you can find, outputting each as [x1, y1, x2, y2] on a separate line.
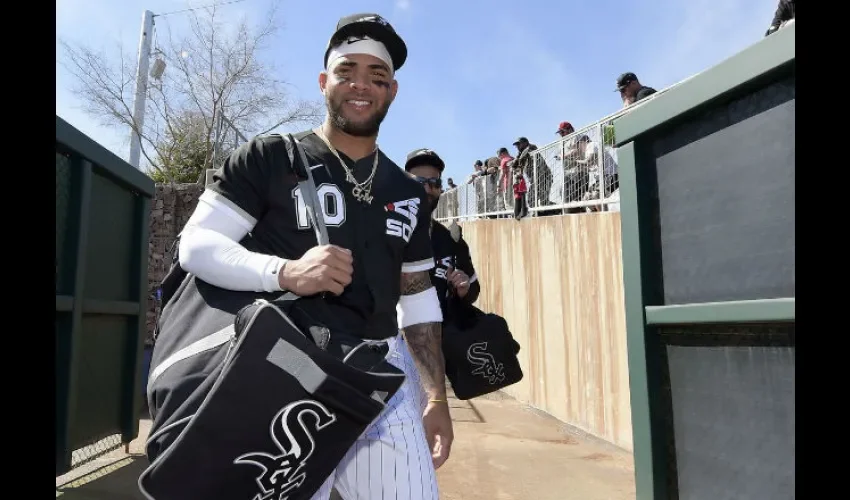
[437, 392, 635, 500]
[56, 392, 635, 499]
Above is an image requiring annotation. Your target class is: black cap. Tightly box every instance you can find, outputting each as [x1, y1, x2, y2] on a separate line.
[474, 159, 483, 166]
[324, 13, 408, 71]
[405, 148, 445, 172]
[512, 136, 528, 146]
[615, 72, 638, 91]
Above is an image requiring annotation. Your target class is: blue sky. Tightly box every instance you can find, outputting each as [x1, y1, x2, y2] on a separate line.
[57, 0, 778, 184]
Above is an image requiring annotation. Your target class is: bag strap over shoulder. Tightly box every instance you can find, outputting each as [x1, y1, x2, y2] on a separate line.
[277, 134, 330, 304]
[284, 133, 329, 246]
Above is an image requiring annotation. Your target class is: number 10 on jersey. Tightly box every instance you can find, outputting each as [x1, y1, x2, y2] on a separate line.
[292, 184, 347, 229]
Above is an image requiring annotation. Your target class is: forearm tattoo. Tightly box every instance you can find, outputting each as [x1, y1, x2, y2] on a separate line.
[400, 271, 446, 398]
[400, 270, 432, 295]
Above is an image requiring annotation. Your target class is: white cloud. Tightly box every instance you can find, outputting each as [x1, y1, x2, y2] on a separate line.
[395, 0, 411, 11]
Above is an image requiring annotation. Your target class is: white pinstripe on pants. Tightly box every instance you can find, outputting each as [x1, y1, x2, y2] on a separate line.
[310, 332, 438, 500]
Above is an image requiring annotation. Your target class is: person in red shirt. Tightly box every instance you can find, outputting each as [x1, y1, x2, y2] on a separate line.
[512, 167, 528, 220]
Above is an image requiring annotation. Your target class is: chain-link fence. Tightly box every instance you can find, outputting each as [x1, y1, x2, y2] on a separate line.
[434, 170, 515, 221]
[69, 434, 126, 471]
[433, 120, 621, 221]
[434, 78, 693, 222]
[528, 120, 621, 214]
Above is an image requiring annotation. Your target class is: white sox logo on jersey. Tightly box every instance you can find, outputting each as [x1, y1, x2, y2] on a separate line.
[467, 342, 506, 385]
[234, 400, 337, 500]
[384, 198, 420, 243]
[433, 256, 453, 280]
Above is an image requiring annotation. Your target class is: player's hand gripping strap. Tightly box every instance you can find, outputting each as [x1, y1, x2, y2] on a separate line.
[140, 135, 406, 500]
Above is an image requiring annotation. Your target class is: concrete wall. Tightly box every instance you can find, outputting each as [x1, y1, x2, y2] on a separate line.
[459, 214, 633, 450]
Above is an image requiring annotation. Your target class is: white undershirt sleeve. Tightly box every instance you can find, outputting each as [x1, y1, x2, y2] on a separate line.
[178, 190, 286, 293]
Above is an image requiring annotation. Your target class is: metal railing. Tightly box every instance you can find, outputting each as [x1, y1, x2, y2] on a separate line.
[434, 77, 693, 222]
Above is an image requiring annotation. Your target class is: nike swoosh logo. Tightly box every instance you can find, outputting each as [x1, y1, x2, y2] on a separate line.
[309, 163, 324, 170]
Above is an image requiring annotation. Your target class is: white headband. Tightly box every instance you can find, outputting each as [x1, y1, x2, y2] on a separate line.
[326, 37, 394, 73]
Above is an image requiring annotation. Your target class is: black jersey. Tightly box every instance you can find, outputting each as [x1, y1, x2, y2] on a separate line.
[206, 129, 434, 340]
[428, 221, 479, 315]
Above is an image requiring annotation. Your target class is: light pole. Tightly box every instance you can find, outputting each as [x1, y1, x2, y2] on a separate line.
[128, 10, 155, 169]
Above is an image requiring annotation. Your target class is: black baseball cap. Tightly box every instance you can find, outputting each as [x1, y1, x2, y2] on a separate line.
[512, 136, 528, 146]
[324, 13, 408, 71]
[405, 148, 445, 172]
[615, 72, 638, 91]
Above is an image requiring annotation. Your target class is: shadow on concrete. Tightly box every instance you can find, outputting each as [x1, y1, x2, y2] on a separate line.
[56, 455, 148, 500]
[447, 393, 486, 424]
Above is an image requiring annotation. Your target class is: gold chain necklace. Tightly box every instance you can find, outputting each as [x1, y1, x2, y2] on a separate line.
[314, 127, 379, 204]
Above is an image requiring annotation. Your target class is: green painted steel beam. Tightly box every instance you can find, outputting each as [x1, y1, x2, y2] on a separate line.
[81, 299, 142, 316]
[618, 142, 671, 500]
[56, 295, 74, 312]
[56, 116, 155, 198]
[614, 23, 794, 147]
[56, 158, 93, 475]
[645, 298, 794, 325]
[56, 297, 142, 316]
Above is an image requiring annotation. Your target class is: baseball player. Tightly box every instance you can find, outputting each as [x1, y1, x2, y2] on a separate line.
[175, 13, 451, 500]
[404, 149, 480, 315]
[398, 149, 480, 410]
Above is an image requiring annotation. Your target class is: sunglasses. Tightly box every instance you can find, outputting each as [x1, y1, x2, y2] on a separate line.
[413, 176, 442, 189]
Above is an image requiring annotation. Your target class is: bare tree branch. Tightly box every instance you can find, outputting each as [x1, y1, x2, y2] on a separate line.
[58, 0, 321, 182]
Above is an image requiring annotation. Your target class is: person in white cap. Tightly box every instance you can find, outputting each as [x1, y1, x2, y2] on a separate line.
[175, 12, 449, 500]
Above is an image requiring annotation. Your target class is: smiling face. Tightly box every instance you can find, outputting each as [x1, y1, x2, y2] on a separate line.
[319, 52, 398, 137]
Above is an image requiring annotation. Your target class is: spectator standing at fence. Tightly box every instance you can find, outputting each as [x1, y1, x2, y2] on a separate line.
[466, 160, 485, 216]
[555, 129, 590, 214]
[554, 121, 578, 159]
[467, 160, 484, 184]
[484, 156, 500, 176]
[444, 177, 459, 218]
[575, 134, 618, 212]
[556, 121, 575, 139]
[470, 161, 482, 177]
[765, 0, 794, 36]
[616, 72, 656, 107]
[551, 121, 579, 209]
[512, 137, 552, 211]
[512, 167, 528, 220]
[484, 156, 502, 218]
[497, 147, 514, 214]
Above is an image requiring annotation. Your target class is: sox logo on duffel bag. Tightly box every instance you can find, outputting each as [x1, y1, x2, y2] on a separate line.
[236, 400, 337, 500]
[467, 342, 506, 385]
